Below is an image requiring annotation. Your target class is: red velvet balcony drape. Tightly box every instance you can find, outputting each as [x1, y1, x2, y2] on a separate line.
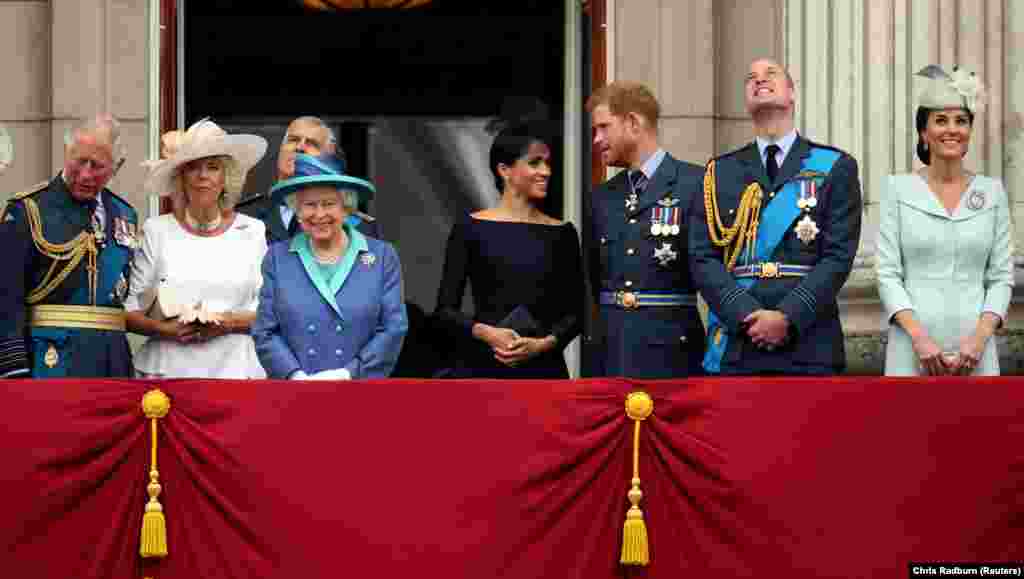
[1, 378, 1021, 578]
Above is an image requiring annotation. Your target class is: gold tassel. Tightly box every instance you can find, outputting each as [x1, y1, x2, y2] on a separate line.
[140, 389, 171, 559]
[620, 391, 653, 566]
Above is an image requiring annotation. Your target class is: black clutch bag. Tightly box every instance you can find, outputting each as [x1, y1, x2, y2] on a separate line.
[497, 305, 544, 338]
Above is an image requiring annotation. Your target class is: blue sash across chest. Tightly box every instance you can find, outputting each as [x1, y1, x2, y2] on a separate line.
[702, 147, 840, 373]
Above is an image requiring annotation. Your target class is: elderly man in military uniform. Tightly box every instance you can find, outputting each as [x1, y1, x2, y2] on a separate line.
[0, 114, 138, 378]
[584, 81, 706, 378]
[689, 58, 862, 375]
[236, 115, 379, 241]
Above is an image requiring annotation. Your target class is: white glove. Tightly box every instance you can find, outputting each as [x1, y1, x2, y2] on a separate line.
[309, 368, 352, 381]
[289, 370, 310, 380]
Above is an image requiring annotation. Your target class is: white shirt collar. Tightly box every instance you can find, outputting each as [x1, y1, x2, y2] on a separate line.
[636, 148, 667, 180]
[279, 203, 295, 227]
[755, 129, 798, 167]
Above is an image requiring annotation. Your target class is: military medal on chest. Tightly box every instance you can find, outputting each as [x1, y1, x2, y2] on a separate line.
[794, 176, 820, 244]
[93, 222, 106, 246]
[113, 217, 139, 249]
[651, 197, 681, 237]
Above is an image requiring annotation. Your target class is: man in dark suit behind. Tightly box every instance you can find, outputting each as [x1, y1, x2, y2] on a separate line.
[236, 116, 379, 242]
[583, 81, 706, 379]
[689, 58, 862, 375]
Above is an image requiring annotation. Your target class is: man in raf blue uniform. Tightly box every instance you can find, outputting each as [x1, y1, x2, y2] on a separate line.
[236, 116, 379, 241]
[584, 81, 706, 378]
[0, 114, 138, 378]
[689, 58, 862, 375]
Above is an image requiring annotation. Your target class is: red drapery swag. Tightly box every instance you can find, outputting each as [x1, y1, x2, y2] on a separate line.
[1, 377, 1021, 578]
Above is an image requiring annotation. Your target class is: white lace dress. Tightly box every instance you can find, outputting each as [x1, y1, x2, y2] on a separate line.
[124, 213, 268, 378]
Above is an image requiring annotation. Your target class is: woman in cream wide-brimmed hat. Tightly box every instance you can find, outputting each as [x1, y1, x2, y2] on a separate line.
[125, 118, 271, 378]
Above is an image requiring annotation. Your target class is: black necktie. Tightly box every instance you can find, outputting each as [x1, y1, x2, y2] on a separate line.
[765, 144, 781, 184]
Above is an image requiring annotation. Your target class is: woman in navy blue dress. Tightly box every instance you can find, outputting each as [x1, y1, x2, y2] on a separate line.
[435, 123, 583, 379]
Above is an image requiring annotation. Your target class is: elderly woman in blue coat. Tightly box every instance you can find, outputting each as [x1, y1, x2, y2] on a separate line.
[253, 154, 407, 379]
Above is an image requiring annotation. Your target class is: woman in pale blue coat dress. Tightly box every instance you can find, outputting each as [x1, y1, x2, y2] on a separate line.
[877, 66, 1013, 376]
[253, 154, 408, 380]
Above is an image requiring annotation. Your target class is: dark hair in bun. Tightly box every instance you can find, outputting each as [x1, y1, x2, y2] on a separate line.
[487, 97, 556, 192]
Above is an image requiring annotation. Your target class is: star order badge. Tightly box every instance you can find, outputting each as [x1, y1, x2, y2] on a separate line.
[794, 215, 820, 244]
[653, 242, 678, 267]
[361, 253, 377, 267]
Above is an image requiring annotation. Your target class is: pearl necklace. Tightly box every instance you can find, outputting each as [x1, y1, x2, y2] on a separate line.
[313, 251, 341, 265]
[311, 240, 345, 265]
[184, 209, 222, 233]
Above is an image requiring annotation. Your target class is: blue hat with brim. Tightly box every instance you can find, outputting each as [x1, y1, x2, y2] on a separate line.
[270, 153, 376, 205]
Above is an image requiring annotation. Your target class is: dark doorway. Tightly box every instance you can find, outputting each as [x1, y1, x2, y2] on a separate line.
[181, 0, 570, 342]
[185, 1, 565, 120]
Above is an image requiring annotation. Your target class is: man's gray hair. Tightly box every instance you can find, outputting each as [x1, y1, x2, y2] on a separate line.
[64, 113, 122, 151]
[281, 115, 336, 149]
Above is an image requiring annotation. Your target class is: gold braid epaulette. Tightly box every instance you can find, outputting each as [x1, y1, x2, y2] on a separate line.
[0, 180, 47, 222]
[703, 159, 765, 271]
[20, 197, 99, 305]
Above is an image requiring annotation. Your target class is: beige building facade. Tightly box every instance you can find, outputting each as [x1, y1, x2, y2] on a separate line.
[1, 0, 1022, 373]
[0, 0, 157, 214]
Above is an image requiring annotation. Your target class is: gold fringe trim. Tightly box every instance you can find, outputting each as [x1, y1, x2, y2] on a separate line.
[140, 389, 171, 559]
[703, 160, 765, 271]
[21, 197, 99, 305]
[620, 391, 654, 566]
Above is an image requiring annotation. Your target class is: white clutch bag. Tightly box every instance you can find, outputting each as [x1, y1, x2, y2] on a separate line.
[144, 280, 222, 325]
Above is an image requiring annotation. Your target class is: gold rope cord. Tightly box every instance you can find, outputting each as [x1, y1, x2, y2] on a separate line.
[21, 198, 98, 305]
[703, 160, 765, 271]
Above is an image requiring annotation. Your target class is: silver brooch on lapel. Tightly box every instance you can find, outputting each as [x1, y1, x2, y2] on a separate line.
[966, 190, 985, 211]
[361, 252, 377, 267]
[794, 215, 820, 244]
